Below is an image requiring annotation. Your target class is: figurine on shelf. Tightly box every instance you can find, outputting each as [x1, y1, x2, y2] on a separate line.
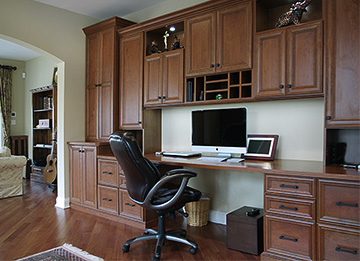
[163, 31, 169, 51]
[150, 41, 161, 54]
[172, 35, 182, 50]
[275, 0, 312, 28]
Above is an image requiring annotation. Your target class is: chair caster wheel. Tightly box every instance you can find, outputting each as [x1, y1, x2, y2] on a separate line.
[151, 256, 160, 261]
[189, 247, 198, 255]
[122, 245, 130, 253]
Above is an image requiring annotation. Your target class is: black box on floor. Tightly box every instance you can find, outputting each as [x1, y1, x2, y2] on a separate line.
[226, 206, 264, 255]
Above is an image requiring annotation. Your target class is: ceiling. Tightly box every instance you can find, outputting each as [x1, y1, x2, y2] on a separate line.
[1, 0, 168, 61]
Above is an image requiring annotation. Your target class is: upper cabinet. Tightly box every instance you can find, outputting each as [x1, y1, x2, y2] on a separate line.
[324, 0, 360, 127]
[83, 17, 134, 141]
[254, 21, 323, 98]
[185, 1, 252, 76]
[144, 49, 184, 107]
[119, 32, 144, 129]
[253, 0, 324, 99]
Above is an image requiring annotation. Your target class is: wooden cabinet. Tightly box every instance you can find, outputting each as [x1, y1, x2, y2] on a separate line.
[324, 0, 360, 127]
[69, 143, 97, 208]
[263, 174, 316, 260]
[185, 0, 252, 76]
[30, 85, 56, 181]
[144, 49, 184, 107]
[317, 179, 360, 260]
[83, 17, 133, 141]
[254, 21, 323, 98]
[119, 32, 144, 129]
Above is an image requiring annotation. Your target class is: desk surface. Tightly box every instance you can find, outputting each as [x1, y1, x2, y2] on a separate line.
[144, 154, 360, 182]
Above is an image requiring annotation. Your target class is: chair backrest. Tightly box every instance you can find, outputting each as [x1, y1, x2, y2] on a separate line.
[109, 131, 161, 202]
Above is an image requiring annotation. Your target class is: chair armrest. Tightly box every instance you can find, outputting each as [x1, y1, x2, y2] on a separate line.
[136, 169, 197, 210]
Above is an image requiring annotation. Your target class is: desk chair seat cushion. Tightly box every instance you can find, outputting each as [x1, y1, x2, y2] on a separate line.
[151, 182, 201, 208]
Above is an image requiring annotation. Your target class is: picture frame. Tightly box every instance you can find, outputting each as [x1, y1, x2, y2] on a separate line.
[244, 134, 279, 161]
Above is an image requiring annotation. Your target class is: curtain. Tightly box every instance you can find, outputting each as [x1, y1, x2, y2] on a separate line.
[0, 67, 13, 148]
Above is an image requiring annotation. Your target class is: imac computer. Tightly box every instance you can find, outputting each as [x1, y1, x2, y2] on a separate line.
[192, 107, 247, 159]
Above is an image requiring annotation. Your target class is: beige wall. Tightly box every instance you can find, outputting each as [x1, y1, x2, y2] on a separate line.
[0, 58, 26, 136]
[0, 0, 98, 206]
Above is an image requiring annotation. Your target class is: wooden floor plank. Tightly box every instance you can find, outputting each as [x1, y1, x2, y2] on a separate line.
[0, 180, 261, 260]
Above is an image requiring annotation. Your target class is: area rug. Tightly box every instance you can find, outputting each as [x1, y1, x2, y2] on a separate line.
[17, 243, 104, 261]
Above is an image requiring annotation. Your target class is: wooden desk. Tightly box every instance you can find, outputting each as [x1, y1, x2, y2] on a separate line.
[145, 154, 360, 181]
[145, 154, 360, 260]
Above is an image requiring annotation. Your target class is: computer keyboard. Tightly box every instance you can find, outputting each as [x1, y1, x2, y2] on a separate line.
[196, 157, 228, 162]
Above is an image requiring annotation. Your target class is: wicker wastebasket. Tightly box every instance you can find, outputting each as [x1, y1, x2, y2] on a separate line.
[185, 194, 210, 227]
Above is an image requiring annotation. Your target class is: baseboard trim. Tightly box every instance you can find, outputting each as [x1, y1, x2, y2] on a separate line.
[209, 210, 226, 225]
[55, 196, 70, 209]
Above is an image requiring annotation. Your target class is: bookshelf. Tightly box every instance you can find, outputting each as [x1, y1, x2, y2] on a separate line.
[30, 85, 57, 181]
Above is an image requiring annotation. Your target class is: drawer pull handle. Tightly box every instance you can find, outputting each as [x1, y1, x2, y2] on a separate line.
[279, 235, 297, 242]
[102, 198, 112, 202]
[336, 201, 358, 207]
[279, 205, 298, 211]
[336, 246, 357, 255]
[102, 171, 112, 175]
[125, 202, 135, 207]
[280, 184, 298, 189]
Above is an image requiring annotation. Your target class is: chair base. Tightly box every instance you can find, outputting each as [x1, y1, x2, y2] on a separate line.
[122, 214, 198, 260]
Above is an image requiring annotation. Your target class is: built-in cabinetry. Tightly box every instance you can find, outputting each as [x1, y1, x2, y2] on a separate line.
[119, 32, 144, 129]
[83, 17, 134, 141]
[30, 85, 57, 180]
[324, 0, 360, 166]
[254, 21, 323, 98]
[69, 141, 157, 229]
[144, 49, 184, 107]
[185, 0, 252, 76]
[264, 175, 316, 260]
[263, 173, 359, 261]
[317, 179, 360, 260]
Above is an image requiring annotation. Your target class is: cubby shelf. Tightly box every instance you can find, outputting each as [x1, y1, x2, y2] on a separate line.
[186, 70, 252, 103]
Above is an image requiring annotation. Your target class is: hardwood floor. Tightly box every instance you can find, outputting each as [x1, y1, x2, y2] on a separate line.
[0, 180, 261, 260]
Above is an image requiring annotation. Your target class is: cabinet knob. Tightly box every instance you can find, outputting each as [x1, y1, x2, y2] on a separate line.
[326, 116, 331, 120]
[78, 150, 82, 152]
[162, 96, 166, 99]
[279, 85, 284, 89]
[210, 64, 215, 68]
[216, 63, 220, 67]
[158, 96, 161, 100]
[286, 84, 292, 88]
[138, 121, 142, 124]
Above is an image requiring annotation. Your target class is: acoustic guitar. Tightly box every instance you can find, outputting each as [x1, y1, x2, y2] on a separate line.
[43, 129, 57, 184]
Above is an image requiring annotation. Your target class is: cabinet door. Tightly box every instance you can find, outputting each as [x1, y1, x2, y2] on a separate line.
[120, 33, 144, 129]
[85, 33, 100, 141]
[216, 1, 252, 72]
[286, 21, 323, 96]
[144, 54, 162, 106]
[186, 12, 216, 76]
[325, 0, 360, 127]
[98, 28, 118, 140]
[254, 30, 286, 97]
[69, 145, 82, 205]
[162, 49, 184, 105]
[82, 146, 97, 208]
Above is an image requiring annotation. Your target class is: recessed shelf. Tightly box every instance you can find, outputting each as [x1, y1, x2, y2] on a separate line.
[256, 0, 322, 33]
[186, 70, 252, 103]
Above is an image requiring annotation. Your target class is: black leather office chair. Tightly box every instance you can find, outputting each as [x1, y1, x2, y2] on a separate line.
[109, 131, 202, 261]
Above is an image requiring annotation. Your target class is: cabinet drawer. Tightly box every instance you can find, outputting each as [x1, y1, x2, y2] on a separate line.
[119, 190, 142, 220]
[265, 215, 315, 260]
[265, 195, 315, 220]
[98, 159, 118, 187]
[318, 179, 360, 227]
[98, 185, 118, 214]
[265, 175, 315, 198]
[318, 223, 360, 261]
